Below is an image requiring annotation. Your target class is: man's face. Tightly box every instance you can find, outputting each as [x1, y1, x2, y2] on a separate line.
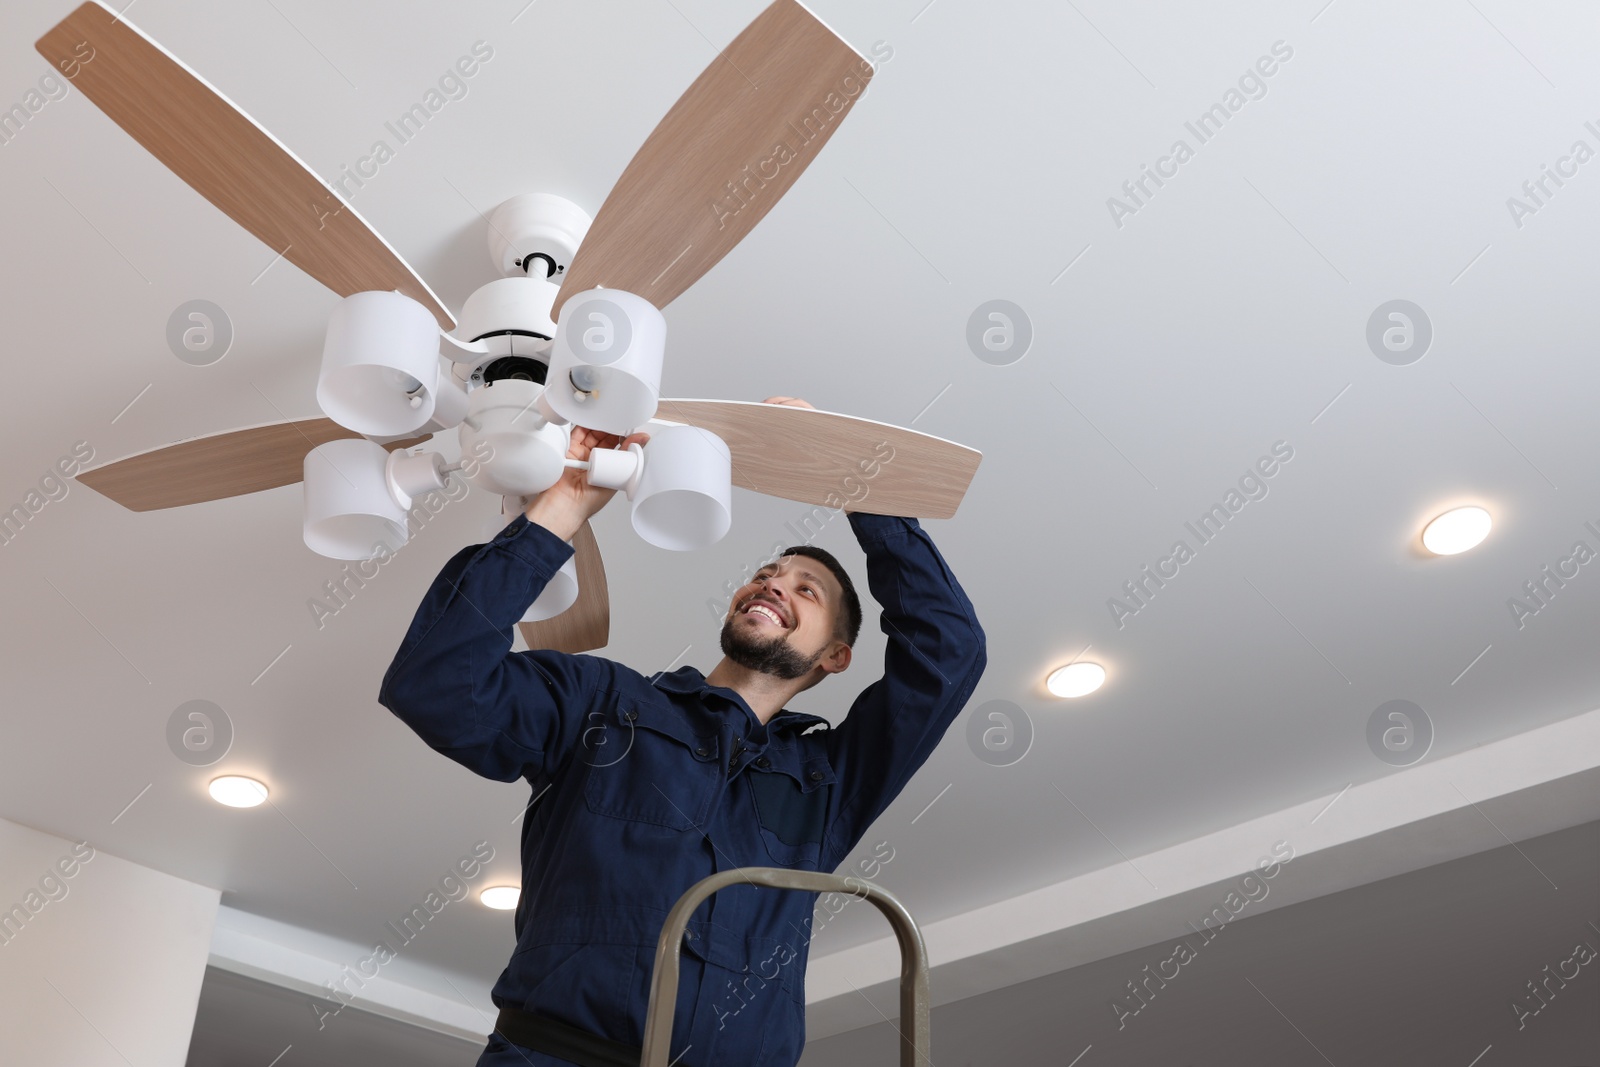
[720, 556, 845, 680]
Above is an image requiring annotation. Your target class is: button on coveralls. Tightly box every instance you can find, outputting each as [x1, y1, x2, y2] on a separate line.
[378, 511, 986, 1067]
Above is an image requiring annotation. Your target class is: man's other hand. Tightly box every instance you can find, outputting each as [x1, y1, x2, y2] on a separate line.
[524, 426, 650, 542]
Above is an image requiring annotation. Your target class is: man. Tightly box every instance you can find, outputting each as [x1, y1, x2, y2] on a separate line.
[379, 397, 986, 1067]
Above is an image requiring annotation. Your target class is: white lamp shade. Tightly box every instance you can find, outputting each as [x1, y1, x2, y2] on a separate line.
[303, 439, 409, 560]
[630, 425, 732, 551]
[546, 288, 664, 435]
[457, 380, 572, 496]
[523, 554, 580, 621]
[318, 290, 443, 436]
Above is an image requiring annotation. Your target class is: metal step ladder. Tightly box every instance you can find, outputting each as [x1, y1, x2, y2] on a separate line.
[641, 867, 931, 1067]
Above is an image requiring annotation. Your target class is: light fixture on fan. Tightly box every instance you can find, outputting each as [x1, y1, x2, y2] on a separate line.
[581, 425, 732, 551]
[542, 288, 665, 436]
[302, 439, 451, 559]
[47, 0, 984, 655]
[455, 379, 574, 497]
[477, 421, 734, 558]
[316, 290, 471, 437]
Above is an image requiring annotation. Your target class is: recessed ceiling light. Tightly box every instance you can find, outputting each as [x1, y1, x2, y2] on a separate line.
[480, 886, 520, 910]
[208, 775, 269, 808]
[1047, 662, 1106, 698]
[1422, 506, 1491, 555]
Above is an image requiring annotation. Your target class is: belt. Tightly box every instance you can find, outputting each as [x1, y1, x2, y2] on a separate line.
[495, 1006, 644, 1067]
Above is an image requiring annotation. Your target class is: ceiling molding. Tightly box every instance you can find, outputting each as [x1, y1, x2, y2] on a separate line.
[207, 708, 1600, 1045]
[208, 905, 495, 1042]
[802, 706, 1600, 1039]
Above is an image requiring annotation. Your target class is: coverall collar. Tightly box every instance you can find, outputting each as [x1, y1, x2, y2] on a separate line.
[650, 665, 831, 735]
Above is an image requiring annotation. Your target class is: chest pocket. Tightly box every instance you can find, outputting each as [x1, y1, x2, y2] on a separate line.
[582, 699, 720, 831]
[747, 757, 835, 868]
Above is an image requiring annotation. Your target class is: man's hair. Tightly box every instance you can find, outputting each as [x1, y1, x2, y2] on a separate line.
[775, 545, 862, 647]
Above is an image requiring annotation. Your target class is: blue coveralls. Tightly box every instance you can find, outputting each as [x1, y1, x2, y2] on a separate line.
[378, 511, 986, 1067]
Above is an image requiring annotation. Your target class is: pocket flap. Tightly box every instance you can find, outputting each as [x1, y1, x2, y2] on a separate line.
[586, 696, 718, 764]
[749, 763, 831, 846]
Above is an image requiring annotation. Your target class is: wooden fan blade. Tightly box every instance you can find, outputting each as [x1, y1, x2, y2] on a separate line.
[651, 400, 980, 520]
[77, 419, 431, 512]
[553, 0, 873, 318]
[518, 523, 610, 654]
[36, 2, 453, 329]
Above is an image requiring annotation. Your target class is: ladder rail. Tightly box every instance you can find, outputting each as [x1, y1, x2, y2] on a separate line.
[640, 867, 930, 1067]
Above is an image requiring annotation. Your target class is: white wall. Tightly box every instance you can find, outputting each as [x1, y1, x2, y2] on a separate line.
[0, 815, 220, 1067]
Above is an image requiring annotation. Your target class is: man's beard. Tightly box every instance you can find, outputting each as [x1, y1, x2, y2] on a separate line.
[719, 613, 825, 680]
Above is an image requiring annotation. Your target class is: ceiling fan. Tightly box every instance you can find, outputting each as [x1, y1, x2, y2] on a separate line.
[36, 0, 982, 653]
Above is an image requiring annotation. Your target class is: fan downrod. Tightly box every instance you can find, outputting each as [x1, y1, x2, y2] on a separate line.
[486, 193, 592, 280]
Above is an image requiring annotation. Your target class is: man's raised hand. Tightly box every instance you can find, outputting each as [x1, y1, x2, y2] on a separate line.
[524, 426, 650, 542]
[524, 398, 806, 540]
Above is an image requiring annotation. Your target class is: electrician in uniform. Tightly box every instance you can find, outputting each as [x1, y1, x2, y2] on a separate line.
[379, 398, 987, 1067]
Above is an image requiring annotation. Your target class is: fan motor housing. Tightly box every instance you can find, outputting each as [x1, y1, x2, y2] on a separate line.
[452, 274, 562, 390]
[453, 193, 592, 391]
[456, 379, 570, 496]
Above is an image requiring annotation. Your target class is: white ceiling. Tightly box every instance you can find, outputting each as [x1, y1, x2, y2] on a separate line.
[4, 0, 1600, 1054]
